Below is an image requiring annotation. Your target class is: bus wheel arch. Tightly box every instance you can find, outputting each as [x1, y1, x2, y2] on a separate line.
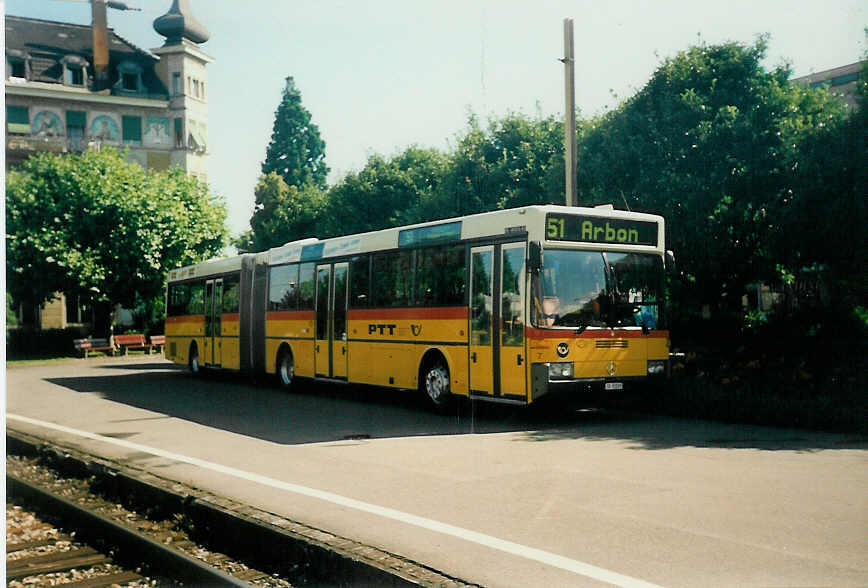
[276, 343, 295, 389]
[188, 342, 201, 375]
[419, 349, 452, 411]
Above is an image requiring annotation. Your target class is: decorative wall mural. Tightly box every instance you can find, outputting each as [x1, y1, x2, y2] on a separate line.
[32, 111, 62, 136]
[144, 116, 170, 146]
[90, 115, 119, 141]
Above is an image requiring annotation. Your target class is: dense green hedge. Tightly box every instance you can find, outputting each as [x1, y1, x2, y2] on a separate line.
[6, 327, 90, 358]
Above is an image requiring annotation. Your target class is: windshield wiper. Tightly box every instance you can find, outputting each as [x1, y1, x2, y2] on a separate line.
[553, 312, 589, 333]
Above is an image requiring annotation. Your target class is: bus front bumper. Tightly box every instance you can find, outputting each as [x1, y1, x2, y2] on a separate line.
[530, 362, 667, 403]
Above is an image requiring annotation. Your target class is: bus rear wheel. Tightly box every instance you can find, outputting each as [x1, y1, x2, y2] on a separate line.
[188, 343, 201, 376]
[421, 358, 452, 412]
[277, 348, 294, 389]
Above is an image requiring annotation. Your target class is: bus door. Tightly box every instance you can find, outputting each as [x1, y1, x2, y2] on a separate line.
[315, 263, 349, 379]
[499, 244, 527, 399]
[332, 263, 348, 379]
[315, 266, 331, 377]
[469, 246, 494, 396]
[204, 278, 223, 366]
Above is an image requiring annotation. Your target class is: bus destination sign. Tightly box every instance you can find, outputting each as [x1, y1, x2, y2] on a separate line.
[546, 214, 658, 246]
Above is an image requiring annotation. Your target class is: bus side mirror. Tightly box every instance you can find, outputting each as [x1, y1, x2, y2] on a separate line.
[665, 250, 676, 275]
[528, 241, 542, 273]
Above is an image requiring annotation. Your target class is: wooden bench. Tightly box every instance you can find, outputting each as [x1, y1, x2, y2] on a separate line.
[149, 335, 165, 353]
[73, 337, 116, 358]
[113, 333, 153, 355]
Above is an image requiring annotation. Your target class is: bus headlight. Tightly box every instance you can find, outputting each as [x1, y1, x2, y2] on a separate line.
[647, 360, 667, 375]
[548, 362, 574, 380]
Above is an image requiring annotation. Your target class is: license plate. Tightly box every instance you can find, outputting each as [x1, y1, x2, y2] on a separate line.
[605, 382, 624, 391]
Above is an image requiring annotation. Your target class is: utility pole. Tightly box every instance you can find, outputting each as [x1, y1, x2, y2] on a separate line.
[561, 18, 577, 207]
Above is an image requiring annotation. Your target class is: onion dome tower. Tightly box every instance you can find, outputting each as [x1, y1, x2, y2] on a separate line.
[151, 0, 212, 179]
[153, 0, 210, 45]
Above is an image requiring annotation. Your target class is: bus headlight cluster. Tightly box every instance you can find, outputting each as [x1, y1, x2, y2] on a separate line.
[647, 360, 667, 375]
[548, 362, 574, 380]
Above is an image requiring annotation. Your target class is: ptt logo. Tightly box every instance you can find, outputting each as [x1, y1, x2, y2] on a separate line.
[368, 324, 396, 336]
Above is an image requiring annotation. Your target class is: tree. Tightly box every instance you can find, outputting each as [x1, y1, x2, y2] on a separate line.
[236, 172, 328, 252]
[577, 38, 850, 314]
[325, 146, 448, 235]
[6, 148, 227, 331]
[431, 112, 565, 219]
[261, 76, 329, 190]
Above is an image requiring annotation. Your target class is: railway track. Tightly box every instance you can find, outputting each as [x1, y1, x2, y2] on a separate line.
[7, 456, 288, 587]
[7, 433, 478, 588]
[7, 502, 149, 587]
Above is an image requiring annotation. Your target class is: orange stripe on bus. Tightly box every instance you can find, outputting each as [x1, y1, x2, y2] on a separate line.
[347, 307, 468, 320]
[222, 313, 240, 322]
[526, 327, 668, 340]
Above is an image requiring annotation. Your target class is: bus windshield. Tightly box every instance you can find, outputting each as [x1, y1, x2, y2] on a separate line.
[532, 249, 664, 330]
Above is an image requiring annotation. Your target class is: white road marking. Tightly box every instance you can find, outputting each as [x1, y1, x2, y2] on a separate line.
[8, 413, 663, 588]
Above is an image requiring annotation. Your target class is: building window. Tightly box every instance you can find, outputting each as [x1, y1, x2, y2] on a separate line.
[201, 82, 205, 100]
[66, 111, 87, 151]
[122, 72, 137, 91]
[7, 49, 30, 81]
[7, 105, 30, 134]
[174, 118, 184, 148]
[115, 61, 143, 94]
[61, 54, 88, 87]
[172, 72, 181, 96]
[10, 59, 26, 78]
[66, 66, 84, 86]
[122, 115, 142, 144]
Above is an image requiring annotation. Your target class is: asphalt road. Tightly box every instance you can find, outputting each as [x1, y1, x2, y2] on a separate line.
[6, 356, 868, 587]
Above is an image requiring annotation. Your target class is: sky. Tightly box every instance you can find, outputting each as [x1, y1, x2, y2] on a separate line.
[4, 0, 866, 238]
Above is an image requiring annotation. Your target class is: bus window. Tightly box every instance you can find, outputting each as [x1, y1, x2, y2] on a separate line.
[501, 246, 524, 345]
[222, 273, 241, 313]
[186, 281, 205, 315]
[415, 244, 465, 306]
[268, 264, 299, 311]
[298, 263, 316, 310]
[349, 255, 369, 307]
[372, 251, 412, 307]
[167, 283, 190, 316]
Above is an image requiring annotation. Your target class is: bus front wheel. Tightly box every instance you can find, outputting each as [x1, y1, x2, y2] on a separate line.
[421, 358, 452, 412]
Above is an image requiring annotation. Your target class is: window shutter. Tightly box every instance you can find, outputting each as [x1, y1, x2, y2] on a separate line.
[122, 115, 142, 142]
[66, 111, 86, 128]
[6, 105, 30, 133]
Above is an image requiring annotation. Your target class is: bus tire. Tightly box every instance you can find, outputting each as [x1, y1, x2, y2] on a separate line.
[420, 355, 452, 413]
[276, 347, 295, 389]
[188, 343, 202, 376]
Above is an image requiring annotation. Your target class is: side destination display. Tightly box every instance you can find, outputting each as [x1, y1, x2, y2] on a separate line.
[546, 213, 658, 246]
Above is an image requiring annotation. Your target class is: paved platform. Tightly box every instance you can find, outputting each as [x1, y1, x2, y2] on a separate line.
[6, 356, 868, 587]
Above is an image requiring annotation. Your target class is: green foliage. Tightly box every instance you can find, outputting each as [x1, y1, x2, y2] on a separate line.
[237, 172, 328, 252]
[326, 146, 448, 235]
[261, 76, 329, 190]
[6, 293, 19, 328]
[578, 38, 855, 314]
[432, 112, 565, 218]
[6, 148, 227, 313]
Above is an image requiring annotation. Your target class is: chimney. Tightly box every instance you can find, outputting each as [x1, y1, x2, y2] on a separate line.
[92, 0, 109, 90]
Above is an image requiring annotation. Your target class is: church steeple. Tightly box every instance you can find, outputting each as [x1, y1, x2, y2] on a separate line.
[153, 0, 209, 45]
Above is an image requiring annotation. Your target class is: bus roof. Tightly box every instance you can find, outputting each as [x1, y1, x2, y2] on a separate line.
[168, 204, 665, 280]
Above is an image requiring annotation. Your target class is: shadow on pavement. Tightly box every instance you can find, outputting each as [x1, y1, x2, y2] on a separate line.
[43, 362, 868, 451]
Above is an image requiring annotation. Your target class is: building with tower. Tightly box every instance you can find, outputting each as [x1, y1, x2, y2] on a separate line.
[5, 0, 212, 328]
[5, 0, 211, 182]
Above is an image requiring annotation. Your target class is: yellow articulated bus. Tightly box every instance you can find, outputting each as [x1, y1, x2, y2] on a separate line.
[165, 204, 671, 409]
